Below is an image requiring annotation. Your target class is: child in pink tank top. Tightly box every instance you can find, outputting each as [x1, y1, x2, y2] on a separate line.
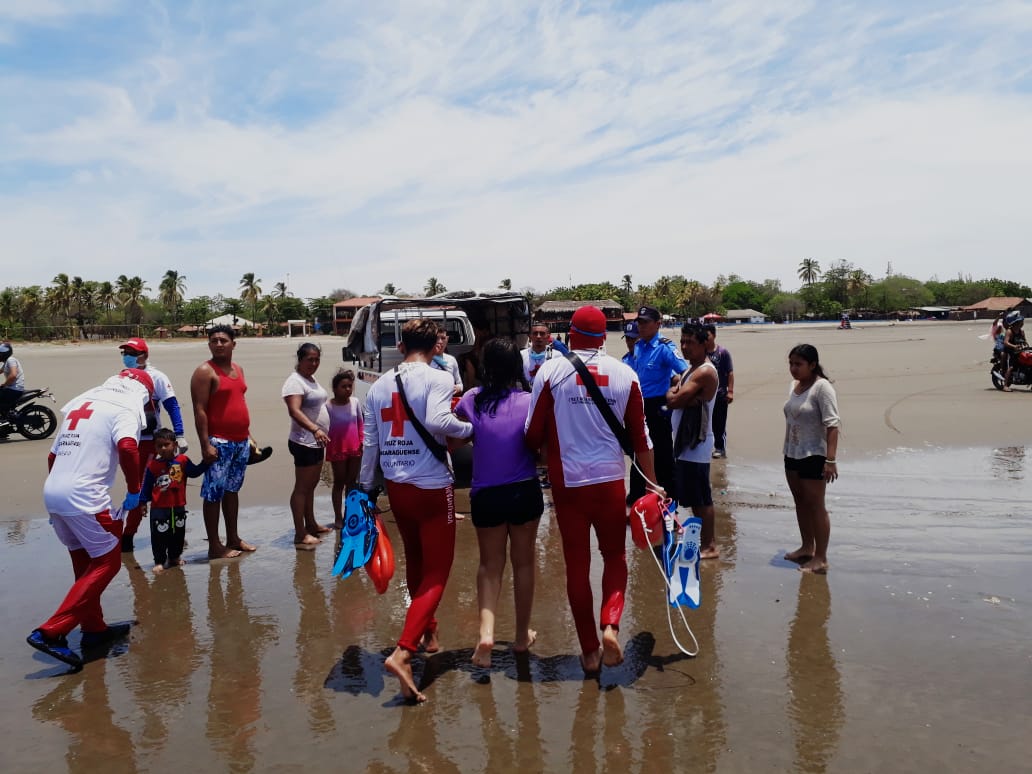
[326, 369, 363, 528]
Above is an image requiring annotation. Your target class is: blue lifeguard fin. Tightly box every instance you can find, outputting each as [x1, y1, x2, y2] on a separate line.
[664, 515, 702, 609]
[332, 489, 379, 579]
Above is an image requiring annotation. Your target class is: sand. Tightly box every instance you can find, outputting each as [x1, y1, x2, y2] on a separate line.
[2, 322, 1030, 771]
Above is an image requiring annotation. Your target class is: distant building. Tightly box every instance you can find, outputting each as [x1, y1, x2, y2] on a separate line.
[534, 299, 624, 332]
[957, 297, 1032, 321]
[333, 296, 383, 336]
[724, 308, 768, 324]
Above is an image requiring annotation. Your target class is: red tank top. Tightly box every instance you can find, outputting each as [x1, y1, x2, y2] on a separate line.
[206, 361, 250, 441]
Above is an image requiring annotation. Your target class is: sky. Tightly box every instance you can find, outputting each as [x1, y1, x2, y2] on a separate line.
[2, 0, 1032, 301]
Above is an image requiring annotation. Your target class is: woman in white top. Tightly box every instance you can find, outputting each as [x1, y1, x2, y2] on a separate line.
[783, 344, 840, 574]
[281, 342, 331, 549]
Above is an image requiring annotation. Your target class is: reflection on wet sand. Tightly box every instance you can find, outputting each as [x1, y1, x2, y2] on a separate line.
[205, 562, 277, 772]
[123, 557, 198, 757]
[32, 656, 137, 774]
[787, 575, 844, 773]
[292, 550, 335, 735]
[991, 446, 1025, 481]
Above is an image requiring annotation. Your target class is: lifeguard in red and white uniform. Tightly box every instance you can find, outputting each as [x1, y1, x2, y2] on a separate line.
[359, 318, 473, 702]
[27, 368, 155, 669]
[525, 305, 662, 673]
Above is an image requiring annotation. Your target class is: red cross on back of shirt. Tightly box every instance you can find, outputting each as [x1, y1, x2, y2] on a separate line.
[576, 365, 609, 387]
[380, 392, 410, 437]
[67, 401, 94, 430]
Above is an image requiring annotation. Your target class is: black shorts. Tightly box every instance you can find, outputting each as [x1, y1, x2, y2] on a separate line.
[674, 460, 712, 507]
[470, 478, 544, 529]
[784, 455, 826, 481]
[288, 440, 325, 468]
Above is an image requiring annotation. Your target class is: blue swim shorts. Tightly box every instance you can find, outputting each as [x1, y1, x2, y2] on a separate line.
[201, 438, 251, 502]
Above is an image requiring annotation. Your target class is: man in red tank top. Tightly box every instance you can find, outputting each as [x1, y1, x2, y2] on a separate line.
[190, 325, 257, 559]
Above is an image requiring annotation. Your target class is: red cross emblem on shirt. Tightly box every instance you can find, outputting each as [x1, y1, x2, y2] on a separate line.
[576, 365, 609, 387]
[380, 392, 410, 437]
[66, 401, 94, 430]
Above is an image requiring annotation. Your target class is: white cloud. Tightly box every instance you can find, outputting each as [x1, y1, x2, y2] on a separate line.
[2, 1, 1031, 298]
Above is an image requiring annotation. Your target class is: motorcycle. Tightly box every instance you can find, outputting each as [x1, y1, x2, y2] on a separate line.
[0, 388, 58, 440]
[991, 348, 1032, 391]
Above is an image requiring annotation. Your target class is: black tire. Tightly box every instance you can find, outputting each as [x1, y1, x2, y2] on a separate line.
[17, 404, 57, 440]
[991, 368, 1005, 391]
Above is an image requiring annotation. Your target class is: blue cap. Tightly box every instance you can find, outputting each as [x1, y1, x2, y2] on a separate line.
[623, 320, 640, 339]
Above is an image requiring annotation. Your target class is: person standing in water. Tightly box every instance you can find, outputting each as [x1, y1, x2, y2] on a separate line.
[359, 319, 473, 702]
[783, 344, 840, 574]
[190, 325, 258, 560]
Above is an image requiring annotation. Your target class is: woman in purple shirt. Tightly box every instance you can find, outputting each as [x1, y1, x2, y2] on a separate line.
[456, 338, 543, 668]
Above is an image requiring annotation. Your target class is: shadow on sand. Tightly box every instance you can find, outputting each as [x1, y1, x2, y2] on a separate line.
[324, 631, 698, 703]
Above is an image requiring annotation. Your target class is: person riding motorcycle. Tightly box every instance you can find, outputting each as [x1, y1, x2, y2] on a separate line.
[1002, 312, 1027, 392]
[0, 342, 25, 415]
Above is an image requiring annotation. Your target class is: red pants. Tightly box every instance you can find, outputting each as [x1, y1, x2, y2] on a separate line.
[385, 481, 455, 653]
[122, 438, 155, 538]
[40, 510, 123, 637]
[551, 479, 627, 655]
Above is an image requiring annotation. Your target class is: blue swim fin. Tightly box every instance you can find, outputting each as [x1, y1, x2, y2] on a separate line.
[332, 489, 378, 579]
[664, 516, 702, 609]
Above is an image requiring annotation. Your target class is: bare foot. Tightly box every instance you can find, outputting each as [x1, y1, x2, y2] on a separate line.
[700, 545, 720, 560]
[294, 535, 320, 551]
[385, 648, 426, 703]
[228, 540, 257, 552]
[419, 629, 440, 653]
[513, 629, 536, 653]
[799, 558, 829, 575]
[175, 558, 185, 567]
[455, 513, 466, 521]
[208, 546, 243, 560]
[151, 564, 165, 575]
[784, 547, 814, 564]
[580, 648, 602, 675]
[307, 524, 333, 536]
[472, 639, 493, 668]
[602, 627, 623, 667]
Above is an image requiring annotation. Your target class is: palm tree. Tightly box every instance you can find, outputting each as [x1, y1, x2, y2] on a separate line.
[424, 277, 446, 296]
[498, 278, 512, 291]
[272, 281, 289, 299]
[117, 275, 149, 326]
[50, 273, 72, 333]
[159, 270, 187, 323]
[239, 272, 262, 324]
[621, 274, 633, 295]
[259, 294, 280, 328]
[95, 281, 117, 326]
[798, 258, 821, 286]
[19, 286, 41, 329]
[847, 269, 871, 308]
[383, 283, 397, 296]
[678, 280, 703, 318]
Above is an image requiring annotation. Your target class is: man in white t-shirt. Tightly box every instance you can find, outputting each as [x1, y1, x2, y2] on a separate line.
[27, 368, 155, 669]
[521, 321, 553, 385]
[118, 337, 188, 551]
[525, 306, 661, 674]
[360, 319, 473, 702]
[429, 328, 463, 396]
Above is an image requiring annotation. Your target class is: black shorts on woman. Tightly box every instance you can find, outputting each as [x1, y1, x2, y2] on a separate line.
[470, 478, 544, 529]
[784, 455, 827, 481]
[288, 440, 325, 467]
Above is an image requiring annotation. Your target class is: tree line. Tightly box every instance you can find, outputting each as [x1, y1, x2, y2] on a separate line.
[2, 261, 1028, 340]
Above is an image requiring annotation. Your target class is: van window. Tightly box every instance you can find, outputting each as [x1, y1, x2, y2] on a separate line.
[378, 315, 469, 348]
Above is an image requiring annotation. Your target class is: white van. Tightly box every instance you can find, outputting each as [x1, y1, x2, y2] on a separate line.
[343, 291, 532, 393]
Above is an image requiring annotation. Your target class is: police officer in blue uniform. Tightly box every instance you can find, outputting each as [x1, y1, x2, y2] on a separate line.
[628, 306, 687, 503]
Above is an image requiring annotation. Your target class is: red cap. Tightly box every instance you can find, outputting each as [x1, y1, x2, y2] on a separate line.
[569, 306, 607, 349]
[119, 337, 149, 355]
[119, 368, 155, 398]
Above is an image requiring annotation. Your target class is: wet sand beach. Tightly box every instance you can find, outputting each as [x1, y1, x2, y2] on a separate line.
[2, 322, 1031, 771]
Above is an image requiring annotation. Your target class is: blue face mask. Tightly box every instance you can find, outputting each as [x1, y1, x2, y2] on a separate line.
[122, 353, 140, 369]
